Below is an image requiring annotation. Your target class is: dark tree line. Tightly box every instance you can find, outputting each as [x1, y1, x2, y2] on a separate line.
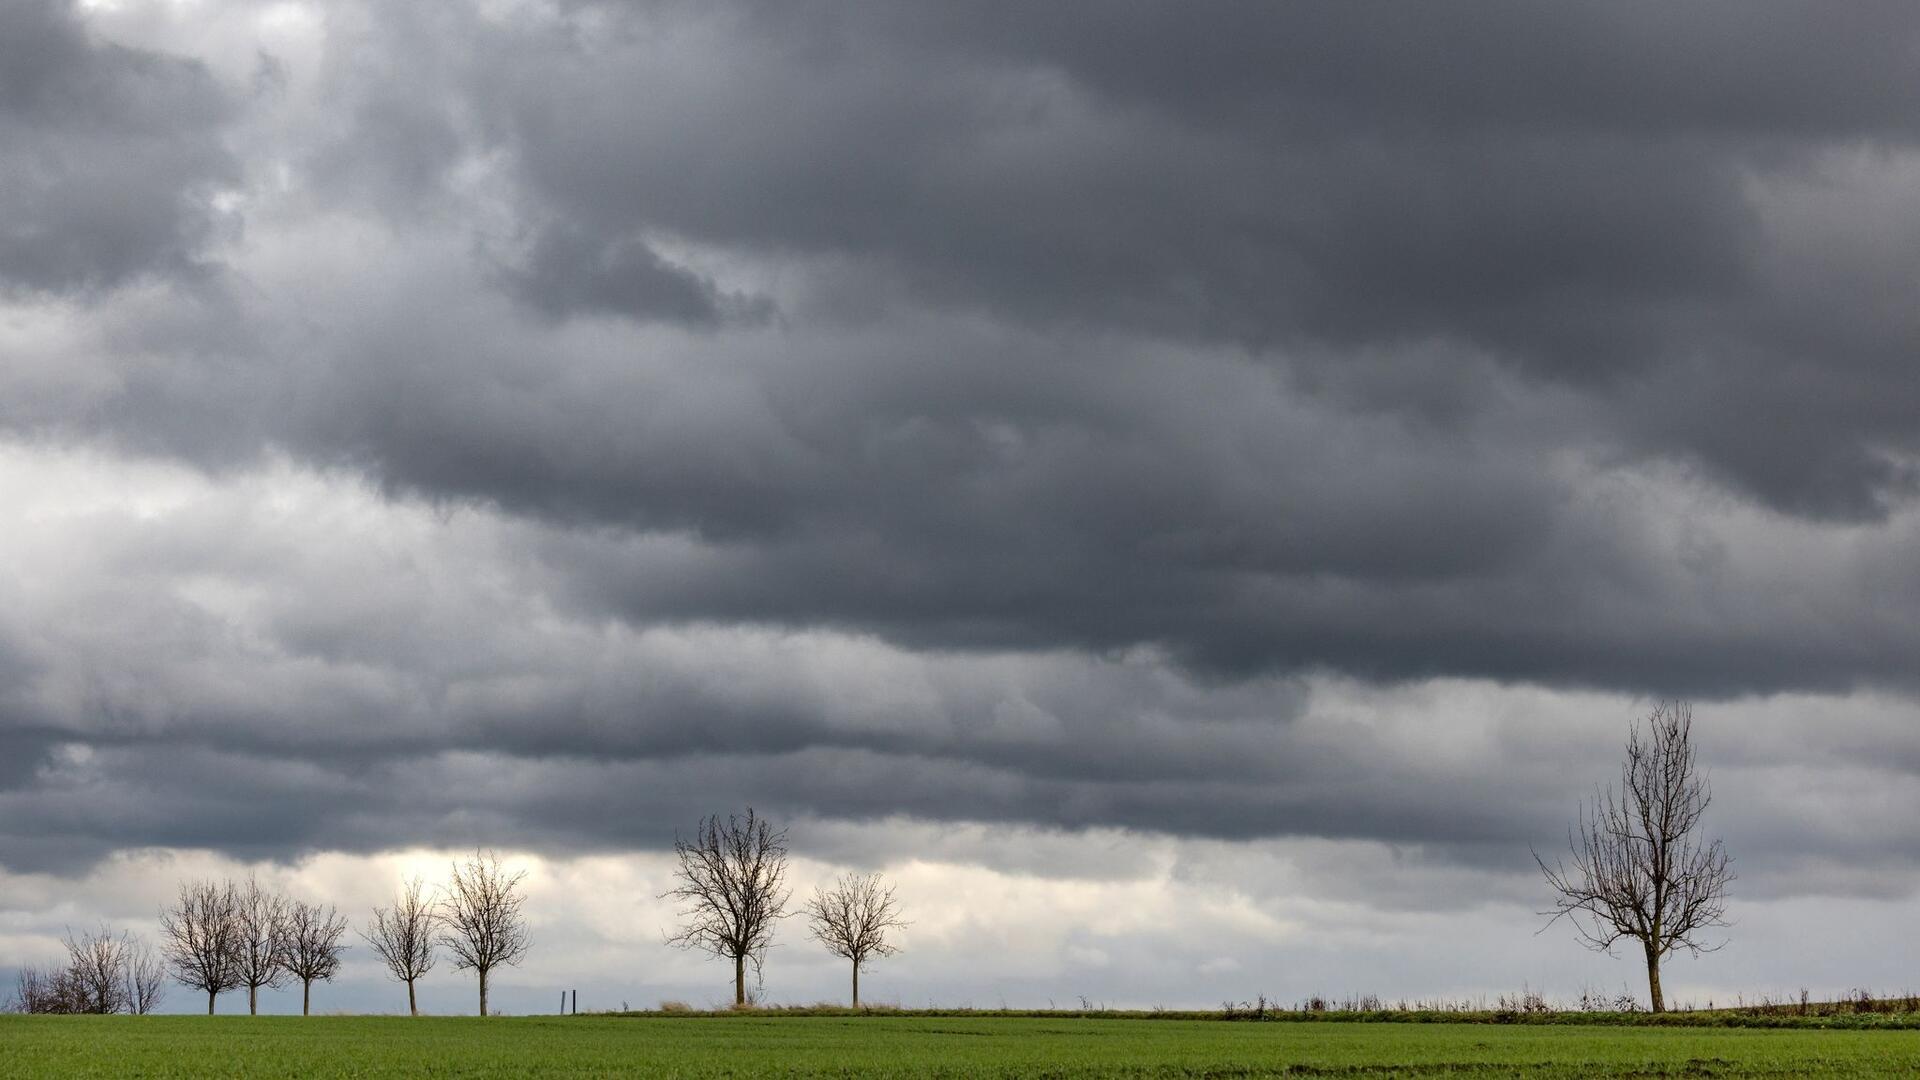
[664, 808, 908, 1007]
[16, 752, 1740, 1018]
[356, 852, 533, 1017]
[9, 927, 165, 1015]
[9, 824, 911, 1016]
[121, 852, 535, 1017]
[157, 877, 349, 1016]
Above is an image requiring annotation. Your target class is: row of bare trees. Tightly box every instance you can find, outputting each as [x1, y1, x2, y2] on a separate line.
[666, 808, 908, 1006]
[8, 711, 1717, 1019]
[11, 821, 902, 1016]
[645, 709, 1727, 1016]
[10, 928, 166, 1015]
[358, 850, 532, 1017]
[158, 876, 350, 1016]
[153, 852, 531, 1017]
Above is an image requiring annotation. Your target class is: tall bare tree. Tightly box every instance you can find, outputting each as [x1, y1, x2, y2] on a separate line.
[437, 851, 531, 1016]
[1538, 702, 1734, 1012]
[805, 872, 907, 1006]
[124, 939, 167, 1015]
[233, 875, 293, 1015]
[282, 900, 349, 1016]
[663, 808, 792, 1006]
[159, 879, 243, 1014]
[61, 926, 131, 1014]
[363, 877, 438, 1016]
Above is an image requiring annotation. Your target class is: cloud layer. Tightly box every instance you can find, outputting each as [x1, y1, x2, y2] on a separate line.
[4, 0, 1920, 1006]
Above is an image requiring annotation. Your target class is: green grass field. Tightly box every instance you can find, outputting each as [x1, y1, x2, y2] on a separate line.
[4, 1014, 1920, 1078]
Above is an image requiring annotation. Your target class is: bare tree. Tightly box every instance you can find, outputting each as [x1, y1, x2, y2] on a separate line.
[1538, 702, 1734, 1012]
[61, 926, 131, 1014]
[363, 877, 438, 1016]
[282, 900, 350, 1016]
[663, 808, 792, 1006]
[805, 872, 907, 1006]
[159, 878, 243, 1014]
[124, 939, 167, 1015]
[233, 875, 293, 1015]
[10, 964, 81, 1014]
[436, 850, 531, 1016]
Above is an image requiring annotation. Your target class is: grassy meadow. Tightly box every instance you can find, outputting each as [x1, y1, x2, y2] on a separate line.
[4, 1013, 1920, 1077]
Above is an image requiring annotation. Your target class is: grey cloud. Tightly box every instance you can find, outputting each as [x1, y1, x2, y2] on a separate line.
[6, 0, 1920, 939]
[447, 1, 1920, 518]
[9, 1, 1920, 696]
[501, 224, 770, 325]
[0, 0, 237, 294]
[0, 470, 1906, 904]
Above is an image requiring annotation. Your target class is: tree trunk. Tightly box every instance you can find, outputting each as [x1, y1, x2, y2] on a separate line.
[407, 978, 417, 1017]
[303, 979, 312, 1016]
[249, 984, 258, 1016]
[207, 989, 216, 1016]
[734, 953, 745, 1006]
[852, 962, 859, 1008]
[479, 968, 489, 1017]
[1645, 943, 1665, 1013]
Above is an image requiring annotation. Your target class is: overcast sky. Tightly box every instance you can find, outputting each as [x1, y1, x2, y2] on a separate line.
[4, 0, 1920, 1015]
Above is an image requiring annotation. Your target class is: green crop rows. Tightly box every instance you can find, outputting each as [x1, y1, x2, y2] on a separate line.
[5, 1014, 1920, 1077]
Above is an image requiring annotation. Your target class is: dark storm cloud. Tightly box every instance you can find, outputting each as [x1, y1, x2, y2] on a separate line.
[10, 0, 1920, 693]
[6, 0, 1920, 902]
[0, 467, 1911, 890]
[0, 0, 236, 293]
[501, 224, 770, 325]
[461, 1, 1920, 515]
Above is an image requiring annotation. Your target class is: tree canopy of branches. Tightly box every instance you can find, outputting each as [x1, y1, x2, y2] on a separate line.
[159, 879, 243, 1014]
[124, 939, 167, 1015]
[10, 964, 82, 1015]
[437, 851, 531, 1017]
[61, 926, 130, 1014]
[1537, 701, 1734, 1012]
[663, 808, 792, 1006]
[363, 877, 438, 1017]
[7, 927, 163, 1015]
[233, 875, 293, 1015]
[805, 872, 907, 1006]
[283, 900, 350, 1016]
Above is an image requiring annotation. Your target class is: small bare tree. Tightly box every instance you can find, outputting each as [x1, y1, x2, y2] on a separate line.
[125, 939, 167, 1015]
[282, 900, 350, 1016]
[437, 850, 531, 1016]
[663, 808, 792, 1006]
[363, 877, 438, 1016]
[805, 872, 907, 1006]
[159, 878, 243, 1014]
[1538, 701, 1734, 1012]
[233, 875, 293, 1015]
[61, 926, 131, 1014]
[10, 965, 81, 1014]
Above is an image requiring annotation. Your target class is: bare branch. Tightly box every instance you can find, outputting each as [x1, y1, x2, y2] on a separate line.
[805, 872, 907, 1006]
[662, 808, 792, 1006]
[232, 875, 294, 1014]
[282, 900, 350, 1015]
[1539, 702, 1733, 1013]
[124, 939, 166, 1015]
[159, 878, 243, 1014]
[362, 877, 438, 1017]
[436, 850, 531, 1017]
[61, 926, 131, 1014]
